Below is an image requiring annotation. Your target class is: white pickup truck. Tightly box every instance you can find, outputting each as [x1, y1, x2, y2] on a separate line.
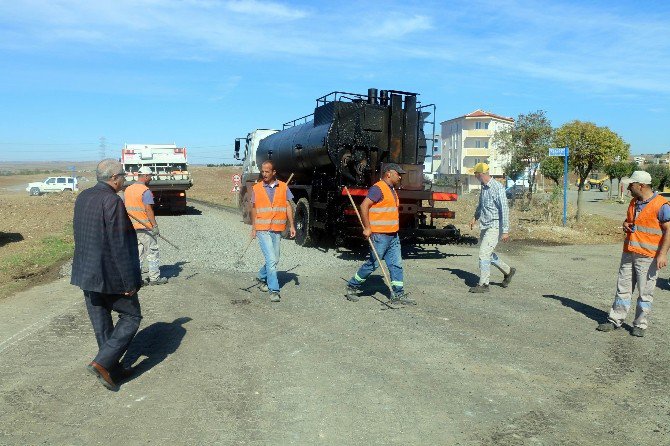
[26, 176, 78, 196]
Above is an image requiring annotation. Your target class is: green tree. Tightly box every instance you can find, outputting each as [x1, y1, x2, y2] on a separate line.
[494, 110, 553, 203]
[554, 121, 629, 222]
[540, 156, 565, 186]
[604, 161, 636, 199]
[503, 154, 526, 183]
[644, 163, 670, 192]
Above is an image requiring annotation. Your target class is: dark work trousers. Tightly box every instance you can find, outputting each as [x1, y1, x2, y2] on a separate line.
[84, 290, 142, 370]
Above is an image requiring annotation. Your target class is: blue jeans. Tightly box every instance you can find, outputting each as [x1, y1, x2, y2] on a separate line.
[348, 233, 404, 294]
[257, 230, 282, 293]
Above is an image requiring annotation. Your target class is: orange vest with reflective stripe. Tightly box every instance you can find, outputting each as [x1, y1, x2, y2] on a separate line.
[125, 183, 154, 230]
[369, 180, 399, 233]
[253, 181, 289, 231]
[624, 194, 667, 258]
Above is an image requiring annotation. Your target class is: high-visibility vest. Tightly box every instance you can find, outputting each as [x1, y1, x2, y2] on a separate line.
[253, 181, 288, 231]
[369, 180, 399, 233]
[624, 194, 668, 258]
[125, 183, 154, 230]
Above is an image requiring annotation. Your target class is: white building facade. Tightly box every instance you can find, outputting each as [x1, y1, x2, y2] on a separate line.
[424, 133, 442, 178]
[440, 110, 514, 190]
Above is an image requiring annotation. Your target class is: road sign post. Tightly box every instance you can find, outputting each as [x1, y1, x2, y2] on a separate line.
[548, 147, 569, 226]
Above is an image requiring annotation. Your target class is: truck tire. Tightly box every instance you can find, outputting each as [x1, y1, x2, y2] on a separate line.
[583, 183, 591, 191]
[600, 184, 609, 192]
[294, 198, 312, 247]
[63, 188, 72, 192]
[281, 201, 296, 239]
[30, 187, 40, 196]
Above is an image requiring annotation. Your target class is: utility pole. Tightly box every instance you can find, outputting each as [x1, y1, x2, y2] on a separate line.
[99, 137, 106, 159]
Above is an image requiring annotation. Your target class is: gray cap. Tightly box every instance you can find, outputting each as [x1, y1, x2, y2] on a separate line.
[382, 163, 407, 175]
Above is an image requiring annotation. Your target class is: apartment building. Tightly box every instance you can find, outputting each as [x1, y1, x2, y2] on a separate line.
[440, 110, 514, 190]
[423, 133, 442, 177]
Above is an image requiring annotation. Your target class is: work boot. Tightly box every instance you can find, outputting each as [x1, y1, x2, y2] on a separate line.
[147, 277, 168, 286]
[390, 291, 416, 305]
[502, 267, 516, 288]
[469, 284, 489, 293]
[345, 285, 361, 302]
[269, 292, 281, 303]
[256, 278, 269, 292]
[596, 322, 618, 332]
[631, 327, 645, 337]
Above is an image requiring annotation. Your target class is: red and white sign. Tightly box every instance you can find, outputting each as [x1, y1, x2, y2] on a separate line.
[232, 174, 241, 185]
[231, 185, 240, 193]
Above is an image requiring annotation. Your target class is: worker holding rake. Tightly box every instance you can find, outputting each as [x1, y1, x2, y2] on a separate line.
[345, 163, 415, 305]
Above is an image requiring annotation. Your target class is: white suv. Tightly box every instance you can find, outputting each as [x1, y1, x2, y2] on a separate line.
[26, 176, 79, 196]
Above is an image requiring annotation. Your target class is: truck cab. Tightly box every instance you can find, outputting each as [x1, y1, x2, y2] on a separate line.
[234, 129, 279, 222]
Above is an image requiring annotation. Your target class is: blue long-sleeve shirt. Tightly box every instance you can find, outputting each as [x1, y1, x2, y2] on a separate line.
[474, 178, 510, 233]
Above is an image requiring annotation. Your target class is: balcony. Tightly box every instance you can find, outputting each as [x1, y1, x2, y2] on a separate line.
[464, 148, 490, 157]
[464, 129, 493, 138]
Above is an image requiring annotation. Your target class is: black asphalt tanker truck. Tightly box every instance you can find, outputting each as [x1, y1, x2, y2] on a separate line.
[236, 88, 463, 247]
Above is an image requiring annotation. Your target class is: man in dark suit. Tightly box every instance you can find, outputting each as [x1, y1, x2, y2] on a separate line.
[71, 158, 144, 391]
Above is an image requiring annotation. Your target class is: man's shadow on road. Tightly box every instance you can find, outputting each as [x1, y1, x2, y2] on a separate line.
[543, 294, 607, 322]
[437, 267, 480, 287]
[160, 261, 189, 279]
[123, 317, 192, 381]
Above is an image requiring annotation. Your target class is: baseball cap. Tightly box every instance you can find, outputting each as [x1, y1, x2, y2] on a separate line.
[473, 162, 489, 174]
[621, 170, 652, 185]
[138, 166, 153, 175]
[382, 163, 407, 174]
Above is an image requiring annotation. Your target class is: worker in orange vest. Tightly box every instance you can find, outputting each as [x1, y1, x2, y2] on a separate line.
[251, 160, 296, 302]
[124, 166, 168, 286]
[597, 170, 670, 337]
[345, 163, 415, 305]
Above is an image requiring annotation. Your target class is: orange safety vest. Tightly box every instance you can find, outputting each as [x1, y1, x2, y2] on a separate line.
[253, 181, 288, 231]
[369, 180, 399, 233]
[125, 183, 154, 230]
[624, 194, 668, 258]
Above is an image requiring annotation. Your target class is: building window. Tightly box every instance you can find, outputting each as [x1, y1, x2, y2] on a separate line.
[475, 140, 481, 148]
[475, 122, 482, 129]
[484, 141, 489, 148]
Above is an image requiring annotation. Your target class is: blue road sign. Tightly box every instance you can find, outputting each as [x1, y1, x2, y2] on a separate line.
[549, 147, 568, 157]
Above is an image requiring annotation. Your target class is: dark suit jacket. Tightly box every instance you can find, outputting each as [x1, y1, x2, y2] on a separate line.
[71, 182, 142, 294]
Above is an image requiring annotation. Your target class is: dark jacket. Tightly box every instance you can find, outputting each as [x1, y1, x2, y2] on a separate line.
[71, 182, 142, 294]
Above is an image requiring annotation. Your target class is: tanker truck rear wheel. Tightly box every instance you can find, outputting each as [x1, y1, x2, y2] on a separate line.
[294, 198, 312, 247]
[241, 190, 252, 224]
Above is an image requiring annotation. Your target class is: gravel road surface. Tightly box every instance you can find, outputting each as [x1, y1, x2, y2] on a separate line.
[1, 201, 669, 445]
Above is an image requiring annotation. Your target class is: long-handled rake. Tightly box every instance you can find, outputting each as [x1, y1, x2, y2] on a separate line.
[343, 186, 398, 309]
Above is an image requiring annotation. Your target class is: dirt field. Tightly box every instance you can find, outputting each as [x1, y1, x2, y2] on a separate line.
[1, 199, 668, 445]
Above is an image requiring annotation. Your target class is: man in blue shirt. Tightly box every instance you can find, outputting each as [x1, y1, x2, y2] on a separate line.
[469, 162, 515, 293]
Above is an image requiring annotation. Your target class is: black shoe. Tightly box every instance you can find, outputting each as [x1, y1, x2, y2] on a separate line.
[345, 285, 361, 302]
[596, 322, 618, 332]
[390, 291, 416, 305]
[502, 267, 516, 288]
[631, 327, 645, 337]
[469, 284, 489, 293]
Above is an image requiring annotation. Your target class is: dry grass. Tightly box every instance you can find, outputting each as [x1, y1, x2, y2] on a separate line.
[441, 191, 623, 245]
[187, 166, 244, 208]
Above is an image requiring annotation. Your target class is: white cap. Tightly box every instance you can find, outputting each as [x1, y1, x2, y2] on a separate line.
[622, 170, 652, 185]
[138, 166, 153, 175]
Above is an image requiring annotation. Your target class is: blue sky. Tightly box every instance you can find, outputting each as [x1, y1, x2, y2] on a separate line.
[0, 0, 668, 164]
